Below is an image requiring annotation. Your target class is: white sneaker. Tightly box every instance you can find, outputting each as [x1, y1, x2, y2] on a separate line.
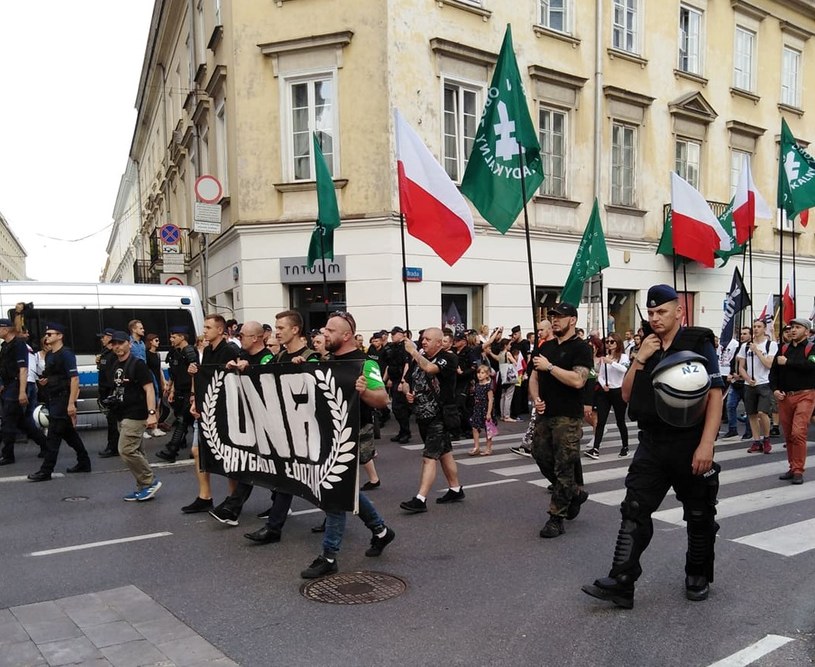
[151, 428, 167, 437]
[142, 432, 152, 439]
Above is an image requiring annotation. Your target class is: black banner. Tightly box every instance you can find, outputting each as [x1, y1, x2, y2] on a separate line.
[197, 361, 362, 512]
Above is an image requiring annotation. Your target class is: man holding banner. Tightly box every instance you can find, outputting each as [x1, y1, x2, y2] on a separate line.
[301, 310, 396, 579]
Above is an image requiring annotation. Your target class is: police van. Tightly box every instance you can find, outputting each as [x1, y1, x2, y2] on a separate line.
[0, 282, 205, 425]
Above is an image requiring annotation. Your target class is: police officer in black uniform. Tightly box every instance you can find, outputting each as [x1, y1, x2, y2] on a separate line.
[156, 325, 198, 463]
[582, 285, 724, 608]
[0, 317, 47, 465]
[382, 327, 412, 443]
[28, 323, 91, 481]
[97, 328, 120, 458]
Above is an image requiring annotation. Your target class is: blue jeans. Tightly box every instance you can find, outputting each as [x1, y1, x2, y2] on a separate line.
[726, 384, 752, 437]
[322, 492, 384, 558]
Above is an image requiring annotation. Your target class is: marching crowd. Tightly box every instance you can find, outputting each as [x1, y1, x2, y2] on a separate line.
[1, 284, 813, 601]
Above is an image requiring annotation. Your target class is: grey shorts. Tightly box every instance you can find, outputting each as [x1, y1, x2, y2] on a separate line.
[744, 383, 772, 415]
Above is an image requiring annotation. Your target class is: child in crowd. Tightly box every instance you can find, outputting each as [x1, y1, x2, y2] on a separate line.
[468, 364, 497, 456]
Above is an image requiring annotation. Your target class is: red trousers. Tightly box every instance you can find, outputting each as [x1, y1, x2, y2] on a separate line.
[777, 389, 815, 475]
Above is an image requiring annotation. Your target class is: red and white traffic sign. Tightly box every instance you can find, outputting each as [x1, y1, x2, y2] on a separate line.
[194, 174, 223, 203]
[164, 276, 185, 286]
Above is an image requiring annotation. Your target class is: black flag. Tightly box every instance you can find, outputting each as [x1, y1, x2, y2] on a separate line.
[720, 267, 751, 347]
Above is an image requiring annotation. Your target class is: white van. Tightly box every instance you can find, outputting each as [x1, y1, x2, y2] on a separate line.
[0, 282, 205, 425]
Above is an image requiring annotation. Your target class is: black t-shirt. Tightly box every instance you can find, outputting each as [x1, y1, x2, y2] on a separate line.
[382, 342, 410, 381]
[111, 354, 154, 420]
[533, 336, 593, 418]
[194, 339, 240, 410]
[241, 347, 274, 366]
[274, 345, 318, 364]
[408, 350, 457, 419]
[146, 350, 162, 383]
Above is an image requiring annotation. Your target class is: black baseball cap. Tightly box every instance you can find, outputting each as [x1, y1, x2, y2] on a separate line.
[549, 302, 578, 317]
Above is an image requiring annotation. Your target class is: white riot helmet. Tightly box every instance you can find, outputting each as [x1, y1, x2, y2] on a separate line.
[33, 404, 49, 430]
[651, 351, 711, 427]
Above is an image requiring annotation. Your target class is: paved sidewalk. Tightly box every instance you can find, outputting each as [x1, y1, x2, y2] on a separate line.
[1, 585, 237, 667]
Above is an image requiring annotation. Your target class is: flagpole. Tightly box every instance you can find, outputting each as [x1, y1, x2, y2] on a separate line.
[399, 213, 410, 332]
[779, 210, 784, 327]
[791, 217, 797, 317]
[518, 139, 537, 333]
[317, 220, 329, 319]
[748, 238, 754, 324]
[682, 262, 690, 326]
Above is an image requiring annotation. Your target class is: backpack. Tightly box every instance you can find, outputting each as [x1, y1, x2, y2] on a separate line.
[781, 341, 815, 358]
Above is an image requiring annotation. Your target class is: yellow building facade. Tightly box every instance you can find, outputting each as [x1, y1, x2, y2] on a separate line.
[104, 0, 815, 336]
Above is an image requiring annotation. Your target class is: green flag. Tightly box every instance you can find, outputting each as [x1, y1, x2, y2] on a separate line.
[459, 24, 544, 234]
[560, 199, 610, 305]
[778, 118, 815, 220]
[307, 133, 341, 269]
[657, 207, 743, 267]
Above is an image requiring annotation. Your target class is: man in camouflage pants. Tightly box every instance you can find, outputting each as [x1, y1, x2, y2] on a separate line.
[528, 302, 593, 538]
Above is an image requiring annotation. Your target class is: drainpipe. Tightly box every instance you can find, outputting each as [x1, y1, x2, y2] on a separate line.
[592, 0, 604, 333]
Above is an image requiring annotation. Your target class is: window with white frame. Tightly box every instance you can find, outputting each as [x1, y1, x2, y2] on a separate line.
[612, 0, 638, 53]
[540, 0, 569, 33]
[675, 139, 701, 189]
[213, 0, 221, 25]
[186, 32, 195, 89]
[733, 26, 755, 91]
[214, 95, 229, 194]
[611, 122, 636, 206]
[199, 123, 210, 175]
[442, 81, 480, 183]
[539, 107, 567, 197]
[678, 4, 702, 75]
[286, 75, 336, 181]
[781, 46, 801, 108]
[730, 150, 748, 199]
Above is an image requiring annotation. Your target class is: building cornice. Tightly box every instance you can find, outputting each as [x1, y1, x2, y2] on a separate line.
[429, 38, 497, 68]
[603, 85, 655, 108]
[527, 65, 588, 90]
[730, 0, 768, 22]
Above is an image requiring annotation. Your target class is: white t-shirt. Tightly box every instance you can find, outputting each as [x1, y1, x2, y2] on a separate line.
[737, 337, 777, 385]
[718, 338, 739, 377]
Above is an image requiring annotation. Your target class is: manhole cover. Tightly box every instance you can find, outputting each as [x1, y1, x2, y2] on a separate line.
[63, 496, 89, 502]
[300, 571, 407, 605]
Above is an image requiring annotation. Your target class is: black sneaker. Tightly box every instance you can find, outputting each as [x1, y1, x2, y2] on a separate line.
[539, 516, 565, 538]
[98, 449, 117, 459]
[436, 488, 465, 504]
[769, 425, 781, 437]
[581, 577, 634, 609]
[257, 506, 273, 519]
[301, 555, 338, 579]
[721, 429, 738, 439]
[400, 497, 427, 513]
[66, 463, 91, 473]
[155, 449, 177, 463]
[618, 447, 629, 457]
[583, 448, 600, 460]
[685, 575, 710, 601]
[365, 527, 396, 557]
[509, 445, 532, 457]
[565, 489, 589, 520]
[361, 480, 381, 491]
[397, 434, 411, 444]
[389, 433, 405, 442]
[181, 497, 214, 513]
[209, 506, 239, 526]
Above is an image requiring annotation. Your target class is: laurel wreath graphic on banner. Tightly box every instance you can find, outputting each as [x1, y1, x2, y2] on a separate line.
[201, 370, 227, 461]
[315, 368, 355, 490]
[200, 367, 355, 492]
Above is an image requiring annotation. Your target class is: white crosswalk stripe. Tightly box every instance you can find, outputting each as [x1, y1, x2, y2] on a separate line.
[402, 419, 815, 557]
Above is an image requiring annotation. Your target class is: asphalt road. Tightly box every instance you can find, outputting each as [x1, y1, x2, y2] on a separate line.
[1, 416, 814, 666]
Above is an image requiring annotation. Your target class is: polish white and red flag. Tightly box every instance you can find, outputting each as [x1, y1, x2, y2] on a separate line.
[670, 172, 731, 268]
[395, 109, 474, 266]
[732, 155, 772, 244]
[758, 292, 775, 324]
[782, 275, 795, 324]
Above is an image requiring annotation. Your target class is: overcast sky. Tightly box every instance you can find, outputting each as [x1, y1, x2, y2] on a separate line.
[0, 1, 154, 282]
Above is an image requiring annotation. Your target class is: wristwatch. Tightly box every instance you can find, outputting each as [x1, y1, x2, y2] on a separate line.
[547, 364, 555, 372]
[148, 409, 156, 415]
